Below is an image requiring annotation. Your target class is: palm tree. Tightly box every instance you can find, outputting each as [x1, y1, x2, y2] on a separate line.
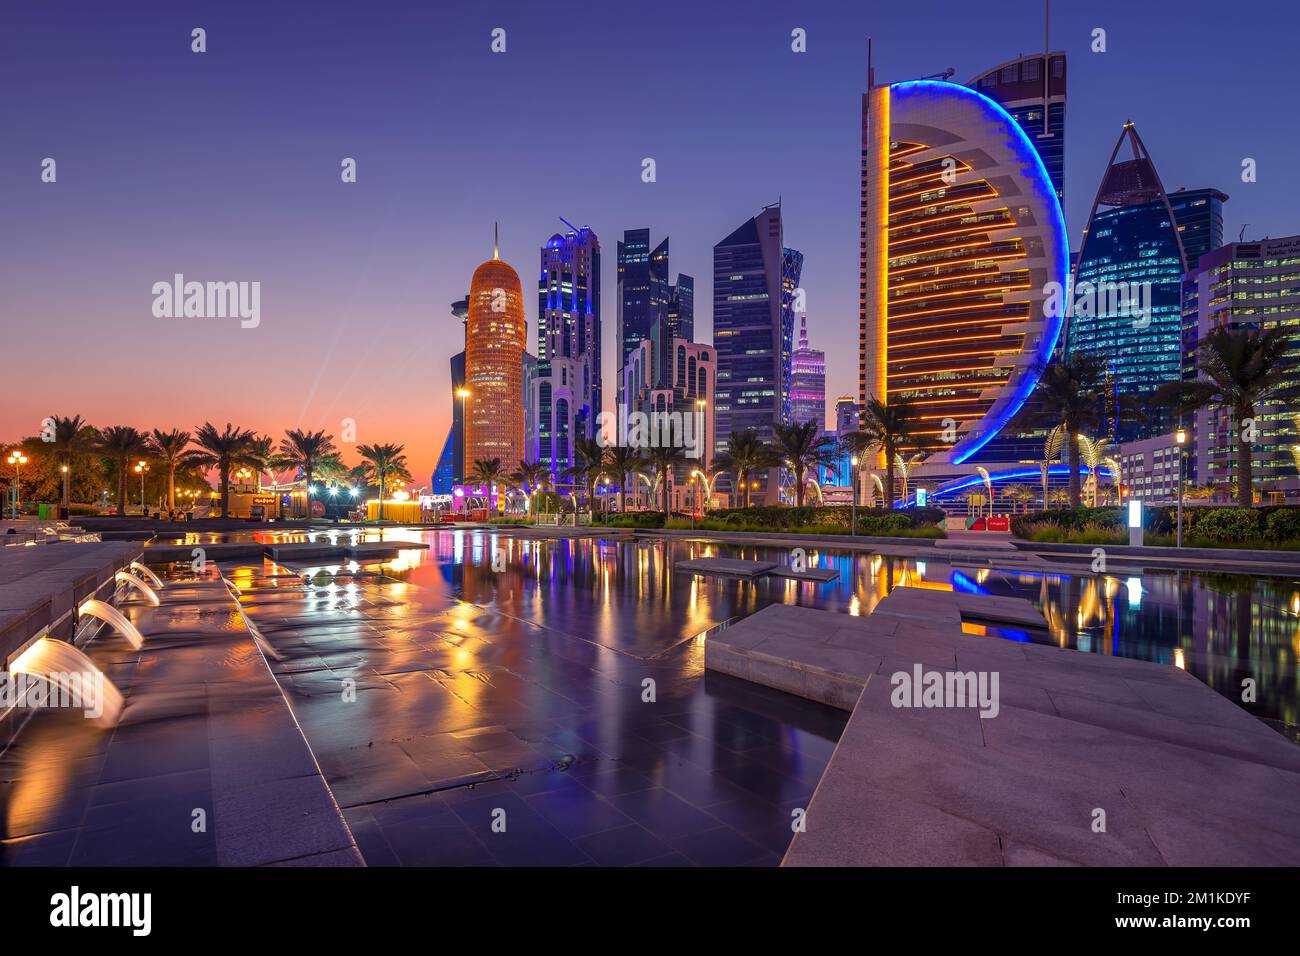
[43, 415, 97, 512]
[772, 420, 838, 508]
[469, 458, 507, 513]
[845, 397, 930, 509]
[278, 429, 338, 519]
[1000, 483, 1034, 514]
[1010, 355, 1117, 508]
[1155, 326, 1297, 508]
[357, 443, 411, 521]
[190, 422, 256, 518]
[243, 436, 287, 491]
[1038, 424, 1067, 510]
[95, 426, 149, 516]
[510, 461, 549, 521]
[645, 445, 687, 518]
[1076, 435, 1111, 508]
[147, 428, 193, 512]
[569, 436, 606, 519]
[601, 445, 647, 514]
[715, 430, 780, 508]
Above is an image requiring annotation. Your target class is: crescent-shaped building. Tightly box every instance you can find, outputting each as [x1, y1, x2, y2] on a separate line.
[859, 79, 1069, 468]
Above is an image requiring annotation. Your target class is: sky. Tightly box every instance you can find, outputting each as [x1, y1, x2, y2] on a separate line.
[4, 0, 1299, 481]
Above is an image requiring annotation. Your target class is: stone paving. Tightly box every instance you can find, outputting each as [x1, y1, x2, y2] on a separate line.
[0, 565, 361, 866]
[705, 589, 1300, 866]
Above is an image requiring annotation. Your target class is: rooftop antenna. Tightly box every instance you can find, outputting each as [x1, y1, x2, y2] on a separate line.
[493, 222, 499, 259]
[1239, 224, 1250, 242]
[1043, 0, 1051, 136]
[867, 36, 874, 89]
[559, 216, 579, 234]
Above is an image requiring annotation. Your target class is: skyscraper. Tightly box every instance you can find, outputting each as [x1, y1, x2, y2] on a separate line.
[1068, 123, 1188, 441]
[714, 203, 791, 504]
[968, 52, 1066, 204]
[780, 248, 804, 425]
[465, 230, 527, 472]
[859, 80, 1067, 466]
[616, 229, 669, 398]
[1167, 187, 1228, 271]
[1184, 235, 1300, 496]
[432, 295, 470, 493]
[835, 396, 859, 437]
[790, 315, 826, 429]
[531, 223, 600, 477]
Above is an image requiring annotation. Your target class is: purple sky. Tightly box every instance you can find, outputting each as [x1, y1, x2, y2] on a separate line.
[3, 0, 1297, 479]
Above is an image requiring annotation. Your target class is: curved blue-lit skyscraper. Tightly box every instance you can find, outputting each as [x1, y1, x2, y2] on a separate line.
[859, 79, 1069, 470]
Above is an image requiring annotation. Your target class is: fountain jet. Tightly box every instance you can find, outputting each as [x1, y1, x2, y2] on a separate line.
[129, 561, 165, 589]
[9, 637, 124, 727]
[115, 571, 160, 606]
[78, 599, 145, 650]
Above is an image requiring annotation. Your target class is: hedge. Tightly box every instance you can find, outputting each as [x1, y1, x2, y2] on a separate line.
[702, 505, 944, 531]
[1012, 505, 1300, 545]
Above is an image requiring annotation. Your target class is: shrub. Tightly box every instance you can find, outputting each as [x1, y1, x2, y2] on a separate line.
[606, 512, 665, 529]
[1265, 508, 1300, 542]
[1192, 507, 1263, 542]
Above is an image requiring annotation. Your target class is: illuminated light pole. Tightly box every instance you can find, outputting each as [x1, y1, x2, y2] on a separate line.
[850, 455, 860, 537]
[1174, 425, 1187, 548]
[7, 451, 28, 517]
[456, 387, 471, 484]
[60, 463, 69, 519]
[134, 460, 149, 512]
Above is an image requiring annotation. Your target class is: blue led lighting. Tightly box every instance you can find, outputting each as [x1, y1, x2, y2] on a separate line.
[889, 81, 1069, 465]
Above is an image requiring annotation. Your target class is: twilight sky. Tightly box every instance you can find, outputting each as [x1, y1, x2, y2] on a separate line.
[3, 0, 1297, 480]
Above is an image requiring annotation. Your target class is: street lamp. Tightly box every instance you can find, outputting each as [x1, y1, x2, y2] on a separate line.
[1174, 426, 1187, 548]
[7, 451, 28, 517]
[850, 455, 860, 537]
[456, 387, 471, 481]
[133, 460, 149, 512]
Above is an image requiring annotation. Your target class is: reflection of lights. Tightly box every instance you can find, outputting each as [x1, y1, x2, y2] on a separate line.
[1173, 647, 1186, 670]
[849, 595, 861, 617]
[1126, 577, 1142, 606]
[916, 561, 926, 577]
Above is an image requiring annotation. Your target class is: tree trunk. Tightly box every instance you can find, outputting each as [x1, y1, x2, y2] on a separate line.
[167, 465, 176, 512]
[1236, 405, 1253, 508]
[1067, 434, 1081, 508]
[741, 468, 750, 508]
[220, 464, 230, 517]
[378, 475, 385, 521]
[795, 465, 805, 508]
[116, 457, 126, 516]
[885, 462, 895, 510]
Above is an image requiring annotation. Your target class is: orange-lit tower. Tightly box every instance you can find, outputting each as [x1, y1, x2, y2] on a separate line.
[465, 225, 527, 472]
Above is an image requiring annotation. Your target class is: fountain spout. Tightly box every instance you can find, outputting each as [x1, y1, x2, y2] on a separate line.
[78, 599, 145, 650]
[129, 561, 165, 589]
[115, 571, 160, 606]
[9, 636, 125, 727]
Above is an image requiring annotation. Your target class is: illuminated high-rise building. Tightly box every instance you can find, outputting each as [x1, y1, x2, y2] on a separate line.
[616, 229, 670, 399]
[531, 222, 600, 477]
[790, 315, 826, 429]
[714, 203, 797, 504]
[432, 295, 470, 493]
[858, 80, 1068, 467]
[968, 52, 1066, 205]
[465, 228, 527, 471]
[1068, 123, 1188, 441]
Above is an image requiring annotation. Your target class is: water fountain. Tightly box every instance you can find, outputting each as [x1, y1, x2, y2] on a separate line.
[77, 599, 145, 650]
[129, 561, 164, 589]
[8, 636, 124, 727]
[114, 570, 160, 606]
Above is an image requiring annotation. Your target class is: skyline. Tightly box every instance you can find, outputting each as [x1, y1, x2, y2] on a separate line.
[5, 1, 1300, 479]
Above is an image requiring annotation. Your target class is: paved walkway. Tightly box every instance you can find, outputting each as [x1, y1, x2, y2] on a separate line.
[0, 564, 362, 866]
[705, 588, 1300, 865]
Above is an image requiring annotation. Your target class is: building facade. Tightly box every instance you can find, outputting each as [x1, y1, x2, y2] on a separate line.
[790, 314, 826, 429]
[464, 236, 527, 472]
[713, 204, 793, 505]
[530, 224, 600, 478]
[1068, 123, 1189, 442]
[858, 80, 1068, 469]
[967, 51, 1067, 204]
[1184, 235, 1300, 497]
[620, 336, 716, 512]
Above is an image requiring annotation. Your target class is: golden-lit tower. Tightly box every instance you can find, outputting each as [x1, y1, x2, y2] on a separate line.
[465, 225, 526, 472]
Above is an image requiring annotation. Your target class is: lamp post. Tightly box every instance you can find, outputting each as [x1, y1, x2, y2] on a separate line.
[1174, 425, 1187, 548]
[850, 455, 860, 537]
[7, 451, 28, 517]
[133, 460, 149, 512]
[456, 387, 471, 482]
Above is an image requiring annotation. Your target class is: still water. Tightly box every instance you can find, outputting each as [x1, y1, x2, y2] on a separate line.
[280, 527, 1300, 735]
